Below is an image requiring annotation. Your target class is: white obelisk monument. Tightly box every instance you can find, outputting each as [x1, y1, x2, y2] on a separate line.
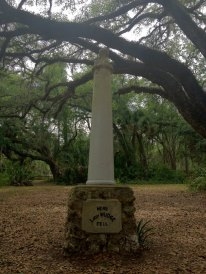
[64, 49, 139, 254]
[86, 48, 115, 185]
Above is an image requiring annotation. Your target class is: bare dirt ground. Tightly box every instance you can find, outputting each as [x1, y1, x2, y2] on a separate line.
[0, 184, 205, 274]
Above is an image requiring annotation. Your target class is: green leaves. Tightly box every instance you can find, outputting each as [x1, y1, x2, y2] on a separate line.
[136, 219, 155, 248]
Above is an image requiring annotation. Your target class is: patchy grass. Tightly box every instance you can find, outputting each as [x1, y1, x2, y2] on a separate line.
[130, 183, 187, 191]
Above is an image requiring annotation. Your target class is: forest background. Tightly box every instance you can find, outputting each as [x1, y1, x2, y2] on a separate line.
[0, 0, 206, 187]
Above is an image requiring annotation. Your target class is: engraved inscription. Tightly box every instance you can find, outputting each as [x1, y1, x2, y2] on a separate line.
[82, 199, 122, 233]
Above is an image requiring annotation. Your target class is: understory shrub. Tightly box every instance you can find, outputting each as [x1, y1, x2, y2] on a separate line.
[0, 172, 9, 186]
[115, 165, 146, 183]
[189, 176, 206, 192]
[148, 165, 186, 183]
[115, 164, 186, 184]
[5, 159, 34, 186]
[58, 166, 87, 185]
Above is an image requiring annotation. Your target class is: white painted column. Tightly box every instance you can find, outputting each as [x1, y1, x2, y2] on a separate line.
[86, 48, 115, 185]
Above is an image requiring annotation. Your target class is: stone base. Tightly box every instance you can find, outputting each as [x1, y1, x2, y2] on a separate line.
[64, 185, 139, 255]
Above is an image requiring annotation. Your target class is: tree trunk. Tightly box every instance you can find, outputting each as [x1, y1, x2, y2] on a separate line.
[136, 131, 148, 177]
[47, 159, 62, 182]
[113, 123, 136, 167]
[162, 144, 177, 170]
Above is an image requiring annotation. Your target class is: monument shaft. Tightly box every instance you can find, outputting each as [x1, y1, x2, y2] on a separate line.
[87, 49, 114, 184]
[64, 50, 139, 255]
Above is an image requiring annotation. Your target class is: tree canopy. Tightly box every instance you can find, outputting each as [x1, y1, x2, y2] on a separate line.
[1, 0, 206, 184]
[1, 0, 206, 138]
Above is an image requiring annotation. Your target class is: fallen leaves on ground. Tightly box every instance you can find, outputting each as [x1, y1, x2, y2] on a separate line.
[0, 184, 205, 274]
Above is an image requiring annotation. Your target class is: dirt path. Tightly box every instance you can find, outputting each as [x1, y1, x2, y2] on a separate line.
[0, 184, 205, 274]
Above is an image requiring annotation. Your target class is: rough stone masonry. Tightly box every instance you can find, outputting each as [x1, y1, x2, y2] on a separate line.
[64, 185, 139, 254]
